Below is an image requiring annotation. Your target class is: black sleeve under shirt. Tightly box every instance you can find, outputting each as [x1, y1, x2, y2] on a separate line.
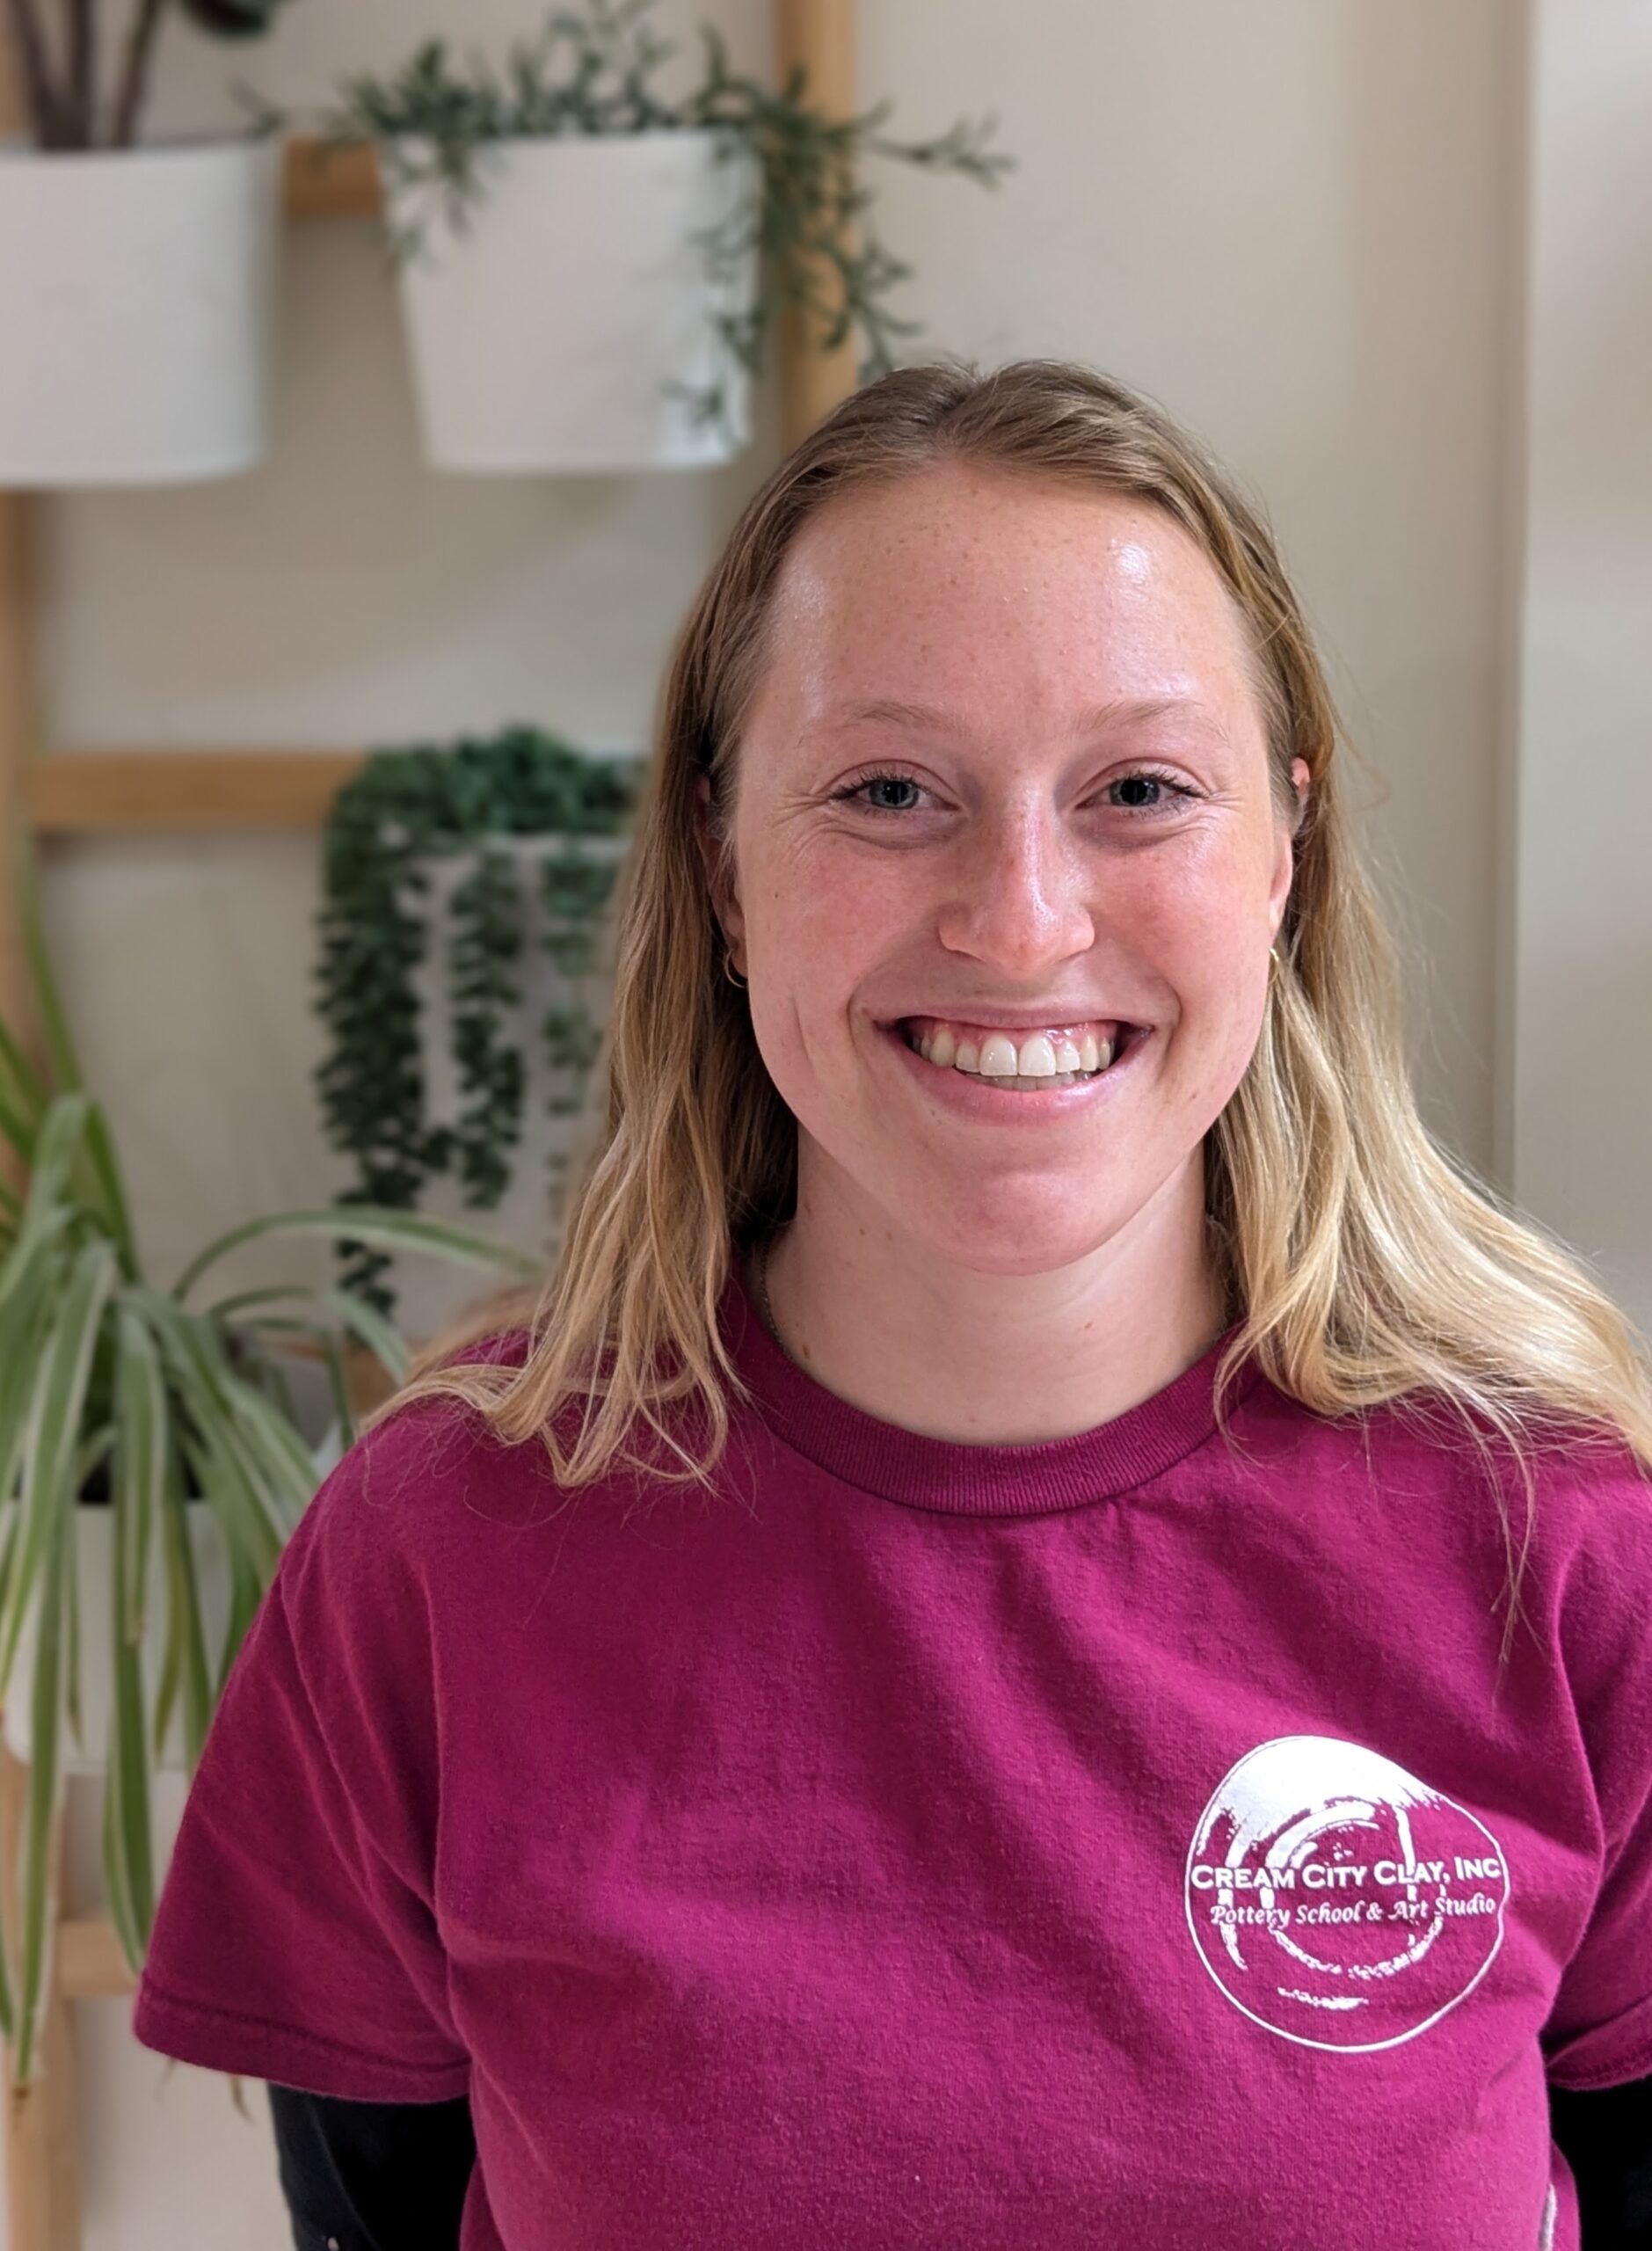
[266, 2073, 1652, 2247]
[266, 2082, 476, 2251]
[1549, 2074, 1652, 2243]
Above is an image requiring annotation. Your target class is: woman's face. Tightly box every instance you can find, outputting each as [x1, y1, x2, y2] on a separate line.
[703, 462, 1308, 1279]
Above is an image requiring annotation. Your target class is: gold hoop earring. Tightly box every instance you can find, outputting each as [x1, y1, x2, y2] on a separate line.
[722, 953, 747, 990]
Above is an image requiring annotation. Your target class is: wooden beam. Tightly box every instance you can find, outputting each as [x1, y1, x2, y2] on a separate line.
[0, 1745, 83, 2251]
[56, 1917, 136, 2003]
[0, 69, 76, 2251]
[0, 25, 42, 1158]
[0, 495, 36, 1047]
[28, 748, 368, 834]
[283, 136, 381, 222]
[776, 0, 860, 446]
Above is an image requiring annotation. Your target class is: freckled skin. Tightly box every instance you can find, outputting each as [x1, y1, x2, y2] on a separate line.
[698, 463, 1308, 1443]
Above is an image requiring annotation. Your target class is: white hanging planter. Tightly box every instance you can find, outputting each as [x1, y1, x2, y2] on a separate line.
[0, 134, 283, 488]
[382, 128, 761, 475]
[2, 1498, 233, 1778]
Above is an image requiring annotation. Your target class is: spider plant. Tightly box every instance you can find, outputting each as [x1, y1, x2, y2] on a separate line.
[0, 827, 541, 2092]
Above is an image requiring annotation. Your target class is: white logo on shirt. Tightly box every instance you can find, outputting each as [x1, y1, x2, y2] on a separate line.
[1184, 1734, 1510, 2052]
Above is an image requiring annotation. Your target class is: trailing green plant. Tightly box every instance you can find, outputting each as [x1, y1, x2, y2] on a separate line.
[0, 821, 539, 2094]
[306, 0, 1013, 436]
[2, 0, 294, 151]
[314, 725, 643, 1319]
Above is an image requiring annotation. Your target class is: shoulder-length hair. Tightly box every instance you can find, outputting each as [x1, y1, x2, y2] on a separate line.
[365, 359, 1652, 1653]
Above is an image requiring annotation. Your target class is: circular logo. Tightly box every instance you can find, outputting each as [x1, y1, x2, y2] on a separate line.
[1184, 1735, 1509, 2052]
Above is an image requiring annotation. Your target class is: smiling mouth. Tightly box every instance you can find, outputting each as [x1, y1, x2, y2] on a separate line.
[891, 1016, 1146, 1092]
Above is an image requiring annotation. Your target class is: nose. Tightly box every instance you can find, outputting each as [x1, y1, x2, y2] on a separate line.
[933, 805, 1096, 978]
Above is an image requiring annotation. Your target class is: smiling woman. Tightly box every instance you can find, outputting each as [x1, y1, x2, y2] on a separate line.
[131, 362, 1652, 2251]
[691, 456, 1312, 1449]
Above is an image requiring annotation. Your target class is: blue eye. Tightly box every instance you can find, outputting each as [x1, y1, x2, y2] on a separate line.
[829, 767, 1198, 818]
[829, 770, 928, 815]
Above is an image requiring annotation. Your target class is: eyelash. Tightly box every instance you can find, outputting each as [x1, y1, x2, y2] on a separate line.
[826, 765, 1200, 819]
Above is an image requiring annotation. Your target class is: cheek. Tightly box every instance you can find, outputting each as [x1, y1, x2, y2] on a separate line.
[739, 852, 893, 1102]
[1115, 835, 1272, 969]
[1123, 848, 1276, 1079]
[752, 842, 906, 995]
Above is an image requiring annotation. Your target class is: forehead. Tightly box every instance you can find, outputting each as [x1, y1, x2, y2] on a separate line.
[759, 462, 1259, 725]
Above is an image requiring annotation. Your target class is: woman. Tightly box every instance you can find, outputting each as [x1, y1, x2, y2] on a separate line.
[133, 361, 1652, 2249]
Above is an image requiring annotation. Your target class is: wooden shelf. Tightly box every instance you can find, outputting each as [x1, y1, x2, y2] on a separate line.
[28, 748, 367, 834]
[283, 137, 381, 222]
[56, 1917, 135, 2004]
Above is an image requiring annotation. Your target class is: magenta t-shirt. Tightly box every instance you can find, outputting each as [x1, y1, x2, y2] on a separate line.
[133, 1265, 1652, 2248]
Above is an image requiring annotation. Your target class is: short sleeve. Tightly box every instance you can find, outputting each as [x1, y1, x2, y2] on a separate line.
[1540, 1451, 1652, 2091]
[132, 1409, 471, 2102]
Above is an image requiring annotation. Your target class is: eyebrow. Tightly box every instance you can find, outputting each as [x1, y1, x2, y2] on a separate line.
[816, 695, 1228, 740]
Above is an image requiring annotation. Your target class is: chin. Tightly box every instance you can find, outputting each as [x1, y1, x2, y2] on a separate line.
[890, 1181, 1171, 1275]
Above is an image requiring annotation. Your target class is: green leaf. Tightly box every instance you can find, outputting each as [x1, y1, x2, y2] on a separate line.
[0, 1196, 71, 1324]
[10, 1504, 68, 2087]
[0, 1092, 92, 1298]
[175, 1313, 317, 1533]
[212, 1540, 266, 1703]
[215, 1283, 411, 1388]
[77, 1099, 139, 1278]
[230, 1317, 363, 1453]
[0, 1011, 50, 1130]
[313, 1331, 360, 1453]
[64, 1482, 81, 1755]
[113, 1315, 164, 1652]
[216, 1373, 320, 1532]
[103, 1317, 164, 1965]
[0, 1239, 118, 1701]
[130, 1297, 289, 1582]
[11, 823, 81, 1098]
[0, 1502, 18, 1638]
[0, 1228, 66, 1503]
[0, 1083, 40, 1170]
[154, 1473, 212, 1775]
[171, 1204, 539, 1304]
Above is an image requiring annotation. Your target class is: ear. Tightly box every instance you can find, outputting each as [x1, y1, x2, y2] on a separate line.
[695, 772, 746, 973]
[1269, 757, 1311, 936]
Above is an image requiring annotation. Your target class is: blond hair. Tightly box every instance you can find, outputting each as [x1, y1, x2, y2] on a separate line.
[367, 359, 1652, 1657]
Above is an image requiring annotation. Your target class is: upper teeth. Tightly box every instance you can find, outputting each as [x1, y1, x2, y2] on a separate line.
[906, 1020, 1118, 1077]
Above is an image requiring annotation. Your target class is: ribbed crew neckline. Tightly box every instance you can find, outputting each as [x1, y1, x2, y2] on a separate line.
[718, 1257, 1259, 1516]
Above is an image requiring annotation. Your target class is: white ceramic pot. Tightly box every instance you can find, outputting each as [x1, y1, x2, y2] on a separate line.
[384, 128, 761, 474]
[0, 134, 283, 487]
[2, 1498, 233, 1777]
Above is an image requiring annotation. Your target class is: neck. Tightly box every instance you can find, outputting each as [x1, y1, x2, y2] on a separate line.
[753, 1149, 1226, 1446]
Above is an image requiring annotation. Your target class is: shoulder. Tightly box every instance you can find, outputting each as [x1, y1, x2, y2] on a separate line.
[1250, 1368, 1651, 1519]
[279, 1325, 551, 1621]
[1233, 1373, 1652, 1599]
[1527, 1431, 1652, 1657]
[1354, 1393, 1652, 1675]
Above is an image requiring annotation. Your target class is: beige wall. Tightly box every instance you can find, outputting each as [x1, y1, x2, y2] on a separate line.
[12, 2, 1537, 2240]
[1510, 0, 1652, 1332]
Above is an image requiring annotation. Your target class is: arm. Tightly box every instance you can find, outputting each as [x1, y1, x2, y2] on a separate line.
[267, 2084, 477, 2251]
[1549, 2070, 1652, 2247]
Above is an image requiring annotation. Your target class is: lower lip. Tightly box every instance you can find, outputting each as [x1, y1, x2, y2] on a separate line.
[878, 1021, 1150, 1118]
